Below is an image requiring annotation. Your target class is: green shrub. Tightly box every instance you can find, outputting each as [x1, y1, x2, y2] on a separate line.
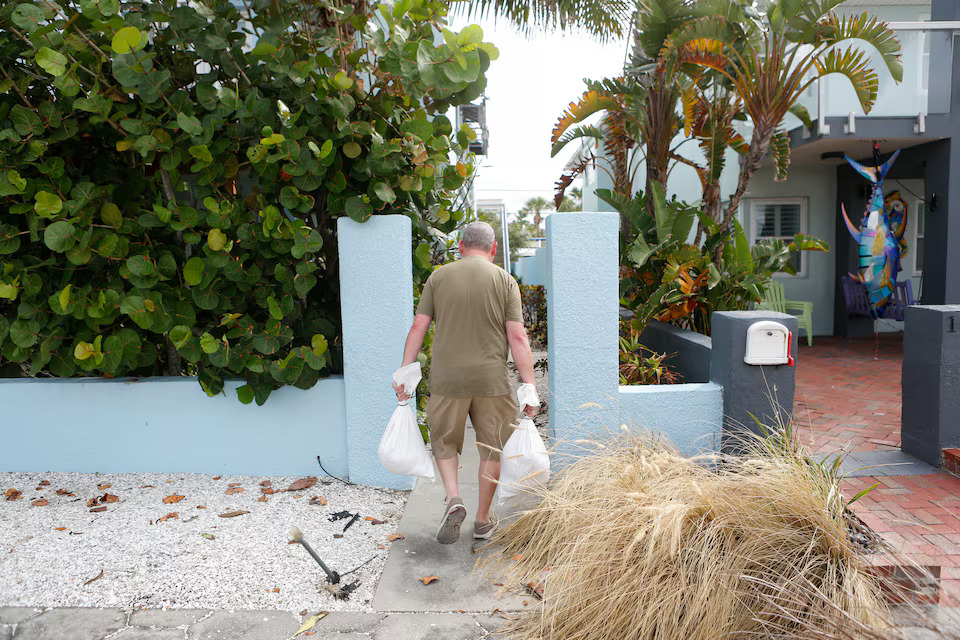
[0, 0, 496, 403]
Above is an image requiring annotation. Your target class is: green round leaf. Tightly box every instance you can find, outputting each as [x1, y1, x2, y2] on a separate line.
[207, 228, 227, 251]
[177, 112, 203, 137]
[183, 257, 204, 285]
[343, 142, 362, 159]
[126, 254, 155, 276]
[200, 332, 220, 354]
[0, 224, 21, 254]
[112, 26, 143, 55]
[36, 47, 68, 77]
[43, 220, 76, 252]
[236, 384, 255, 404]
[34, 191, 63, 217]
[373, 182, 396, 204]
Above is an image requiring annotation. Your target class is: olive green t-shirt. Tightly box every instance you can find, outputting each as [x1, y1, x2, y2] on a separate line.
[416, 255, 523, 397]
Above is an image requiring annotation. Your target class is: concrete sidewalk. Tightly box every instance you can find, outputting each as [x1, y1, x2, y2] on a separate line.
[0, 608, 507, 639]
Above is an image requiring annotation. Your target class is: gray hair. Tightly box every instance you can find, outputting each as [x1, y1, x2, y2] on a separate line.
[461, 221, 495, 250]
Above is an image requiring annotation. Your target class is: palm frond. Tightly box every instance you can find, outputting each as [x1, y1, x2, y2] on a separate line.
[821, 11, 903, 82]
[770, 127, 790, 182]
[787, 102, 812, 129]
[454, 0, 632, 40]
[554, 148, 596, 208]
[551, 89, 619, 155]
[551, 124, 605, 157]
[813, 46, 879, 114]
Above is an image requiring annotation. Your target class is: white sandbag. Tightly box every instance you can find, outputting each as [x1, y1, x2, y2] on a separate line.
[378, 401, 435, 480]
[496, 417, 550, 506]
[379, 362, 434, 480]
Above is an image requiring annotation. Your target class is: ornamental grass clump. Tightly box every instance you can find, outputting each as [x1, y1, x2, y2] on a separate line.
[480, 429, 915, 640]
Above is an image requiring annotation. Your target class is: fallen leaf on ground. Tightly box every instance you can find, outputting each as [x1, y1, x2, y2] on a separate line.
[90, 506, 107, 512]
[287, 540, 298, 544]
[39, 480, 50, 486]
[139, 485, 155, 489]
[55, 527, 66, 531]
[261, 480, 272, 487]
[103, 493, 119, 503]
[56, 489, 73, 496]
[288, 612, 328, 639]
[196, 505, 206, 509]
[5, 489, 22, 501]
[257, 496, 268, 503]
[82, 569, 104, 586]
[163, 494, 185, 504]
[225, 487, 244, 495]
[366, 517, 385, 525]
[86, 498, 97, 507]
[97, 483, 111, 490]
[387, 534, 404, 541]
[299, 609, 308, 616]
[285, 477, 317, 492]
[420, 576, 439, 585]
[304, 633, 315, 637]
[261, 488, 275, 495]
[228, 482, 241, 487]
[212, 476, 221, 480]
[31, 499, 48, 507]
[492, 608, 520, 621]
[333, 534, 344, 539]
[313, 496, 327, 505]
[201, 533, 215, 540]
[156, 512, 178, 523]
[523, 601, 528, 606]
[272, 587, 280, 593]
[219, 510, 249, 518]
[378, 545, 386, 549]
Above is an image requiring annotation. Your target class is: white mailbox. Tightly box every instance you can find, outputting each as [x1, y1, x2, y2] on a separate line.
[744, 321, 794, 366]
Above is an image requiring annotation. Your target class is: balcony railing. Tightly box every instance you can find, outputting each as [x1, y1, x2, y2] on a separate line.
[783, 21, 959, 134]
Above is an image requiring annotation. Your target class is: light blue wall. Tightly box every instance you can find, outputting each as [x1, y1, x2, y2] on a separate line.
[0, 377, 347, 476]
[514, 248, 548, 286]
[546, 213, 722, 459]
[741, 165, 838, 337]
[338, 216, 417, 490]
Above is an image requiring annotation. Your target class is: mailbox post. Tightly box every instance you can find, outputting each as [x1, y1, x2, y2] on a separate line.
[711, 311, 799, 452]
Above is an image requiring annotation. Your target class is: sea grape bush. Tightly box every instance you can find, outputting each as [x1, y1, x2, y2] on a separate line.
[0, 0, 495, 403]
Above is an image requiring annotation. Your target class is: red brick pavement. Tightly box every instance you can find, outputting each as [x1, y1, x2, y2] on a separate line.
[843, 474, 960, 606]
[795, 335, 960, 604]
[794, 335, 904, 454]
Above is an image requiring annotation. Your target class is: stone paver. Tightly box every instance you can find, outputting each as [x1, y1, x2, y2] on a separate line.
[0, 609, 42, 625]
[129, 610, 211, 628]
[111, 628, 186, 640]
[12, 608, 126, 640]
[186, 611, 300, 640]
[309, 612, 385, 633]
[373, 613, 485, 640]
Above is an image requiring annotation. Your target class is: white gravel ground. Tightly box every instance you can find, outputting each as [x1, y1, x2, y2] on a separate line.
[0, 471, 407, 612]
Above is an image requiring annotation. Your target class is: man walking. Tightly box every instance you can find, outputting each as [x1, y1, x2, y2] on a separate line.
[393, 221, 539, 544]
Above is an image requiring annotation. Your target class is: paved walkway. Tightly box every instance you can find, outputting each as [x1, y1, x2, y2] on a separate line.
[793, 334, 960, 609]
[0, 608, 505, 639]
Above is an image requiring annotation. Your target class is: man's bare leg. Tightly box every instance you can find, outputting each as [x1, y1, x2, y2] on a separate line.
[436, 456, 460, 505]
[476, 460, 500, 523]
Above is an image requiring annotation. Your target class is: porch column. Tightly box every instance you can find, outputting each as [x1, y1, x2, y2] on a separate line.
[338, 215, 416, 490]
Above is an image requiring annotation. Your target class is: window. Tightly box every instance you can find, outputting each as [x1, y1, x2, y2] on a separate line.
[749, 198, 807, 276]
[914, 200, 926, 276]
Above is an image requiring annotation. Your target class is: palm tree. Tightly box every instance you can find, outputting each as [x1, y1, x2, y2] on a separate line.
[455, 0, 634, 40]
[663, 0, 902, 263]
[520, 196, 554, 235]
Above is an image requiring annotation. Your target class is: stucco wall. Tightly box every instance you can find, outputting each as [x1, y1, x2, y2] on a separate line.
[514, 248, 548, 286]
[546, 212, 722, 459]
[338, 216, 416, 490]
[0, 376, 347, 476]
[741, 165, 838, 337]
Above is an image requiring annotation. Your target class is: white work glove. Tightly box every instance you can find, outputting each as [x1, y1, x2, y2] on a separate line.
[517, 383, 540, 415]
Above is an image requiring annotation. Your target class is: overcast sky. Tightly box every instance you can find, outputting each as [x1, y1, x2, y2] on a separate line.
[449, 17, 628, 213]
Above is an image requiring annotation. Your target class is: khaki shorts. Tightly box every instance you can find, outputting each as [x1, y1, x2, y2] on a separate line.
[427, 393, 518, 461]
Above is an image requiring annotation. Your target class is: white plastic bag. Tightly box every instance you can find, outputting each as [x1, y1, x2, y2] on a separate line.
[496, 418, 550, 506]
[517, 383, 540, 409]
[378, 363, 435, 480]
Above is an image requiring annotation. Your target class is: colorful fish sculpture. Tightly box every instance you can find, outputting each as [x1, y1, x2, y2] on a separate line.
[840, 149, 904, 313]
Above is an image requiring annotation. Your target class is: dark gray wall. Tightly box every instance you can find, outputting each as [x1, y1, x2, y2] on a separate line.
[902, 305, 960, 465]
[638, 321, 712, 383]
[710, 311, 799, 452]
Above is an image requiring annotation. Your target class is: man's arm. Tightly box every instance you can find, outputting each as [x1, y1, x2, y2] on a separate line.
[506, 320, 538, 416]
[393, 313, 432, 401]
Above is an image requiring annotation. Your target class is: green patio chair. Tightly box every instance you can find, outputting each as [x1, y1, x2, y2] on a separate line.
[756, 281, 814, 346]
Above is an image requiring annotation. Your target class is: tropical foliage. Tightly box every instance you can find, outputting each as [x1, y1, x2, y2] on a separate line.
[0, 0, 495, 403]
[550, 0, 899, 334]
